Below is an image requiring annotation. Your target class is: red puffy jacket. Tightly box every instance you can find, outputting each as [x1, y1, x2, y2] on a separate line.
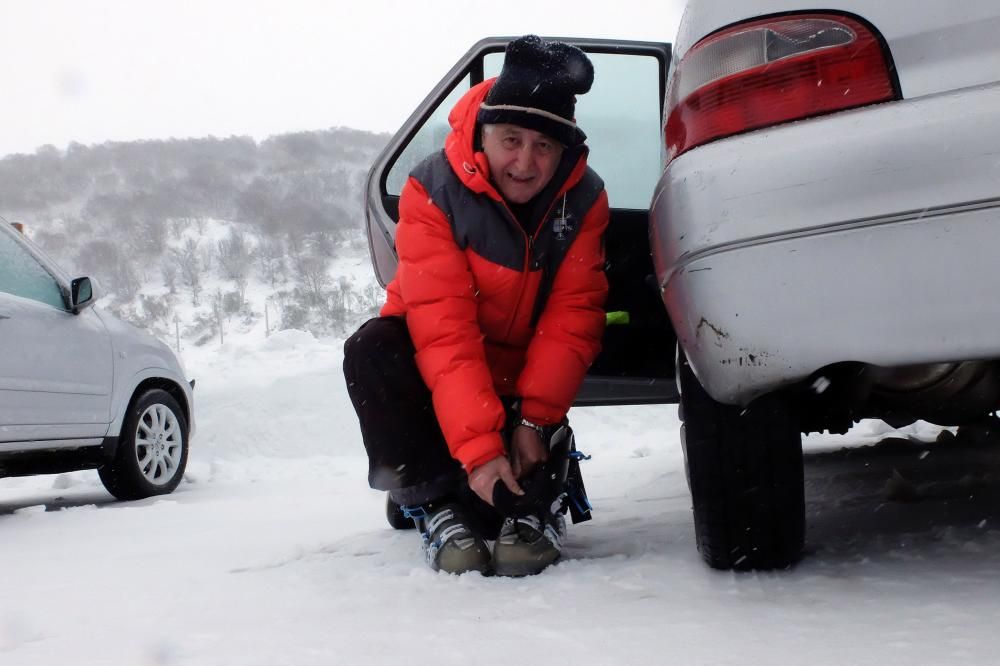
[381, 79, 609, 471]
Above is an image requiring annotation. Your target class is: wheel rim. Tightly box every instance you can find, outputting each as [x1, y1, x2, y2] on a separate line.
[134, 404, 183, 486]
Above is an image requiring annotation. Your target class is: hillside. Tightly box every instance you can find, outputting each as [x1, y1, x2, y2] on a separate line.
[0, 128, 389, 346]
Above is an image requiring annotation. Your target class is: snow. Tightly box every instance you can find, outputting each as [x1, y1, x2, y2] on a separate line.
[4, 328, 1000, 664]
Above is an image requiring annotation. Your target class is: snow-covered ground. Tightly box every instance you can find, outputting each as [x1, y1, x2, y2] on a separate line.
[4, 330, 1000, 665]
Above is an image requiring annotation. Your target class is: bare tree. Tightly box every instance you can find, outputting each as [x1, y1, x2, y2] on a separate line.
[126, 213, 167, 258]
[217, 229, 253, 279]
[332, 276, 351, 313]
[217, 229, 253, 303]
[256, 235, 285, 288]
[212, 288, 225, 344]
[172, 238, 202, 306]
[293, 254, 331, 305]
[112, 260, 142, 301]
[161, 262, 178, 294]
[234, 273, 249, 305]
[200, 245, 215, 275]
[76, 239, 140, 301]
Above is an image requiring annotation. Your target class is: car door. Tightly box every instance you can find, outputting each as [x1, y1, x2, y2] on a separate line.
[0, 224, 113, 446]
[365, 37, 678, 406]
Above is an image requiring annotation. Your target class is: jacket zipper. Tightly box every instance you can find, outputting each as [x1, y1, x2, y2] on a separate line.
[481, 152, 585, 342]
[500, 195, 564, 341]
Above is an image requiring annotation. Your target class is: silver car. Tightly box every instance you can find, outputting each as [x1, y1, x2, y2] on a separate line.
[365, 2, 1000, 570]
[0, 220, 193, 499]
[655, 0, 1000, 570]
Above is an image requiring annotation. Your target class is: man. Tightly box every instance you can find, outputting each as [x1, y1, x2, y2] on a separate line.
[344, 35, 608, 576]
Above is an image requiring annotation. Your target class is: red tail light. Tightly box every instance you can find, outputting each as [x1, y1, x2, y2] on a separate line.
[665, 14, 898, 161]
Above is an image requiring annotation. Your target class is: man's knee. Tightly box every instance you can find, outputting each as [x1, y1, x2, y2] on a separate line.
[344, 316, 410, 362]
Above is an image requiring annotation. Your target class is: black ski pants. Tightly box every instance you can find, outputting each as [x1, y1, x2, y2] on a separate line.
[344, 316, 590, 532]
[344, 316, 499, 507]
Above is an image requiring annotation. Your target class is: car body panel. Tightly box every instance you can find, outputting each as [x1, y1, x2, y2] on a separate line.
[97, 307, 195, 440]
[665, 199, 1000, 404]
[653, 2, 1000, 405]
[673, 0, 1000, 99]
[105, 364, 194, 442]
[654, 81, 1000, 277]
[0, 436, 105, 454]
[0, 293, 113, 440]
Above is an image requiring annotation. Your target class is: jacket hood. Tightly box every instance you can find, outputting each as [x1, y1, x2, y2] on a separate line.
[444, 78, 589, 203]
[445, 79, 499, 198]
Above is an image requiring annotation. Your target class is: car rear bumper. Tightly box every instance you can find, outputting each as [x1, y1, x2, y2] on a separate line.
[650, 82, 1000, 405]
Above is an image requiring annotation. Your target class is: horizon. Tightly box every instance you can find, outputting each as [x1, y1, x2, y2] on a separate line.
[0, 124, 391, 160]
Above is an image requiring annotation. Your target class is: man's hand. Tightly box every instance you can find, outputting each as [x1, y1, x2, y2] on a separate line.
[510, 425, 548, 479]
[468, 456, 523, 506]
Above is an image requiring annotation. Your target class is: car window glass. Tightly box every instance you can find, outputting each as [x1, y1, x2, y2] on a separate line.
[485, 52, 662, 210]
[385, 74, 472, 196]
[0, 229, 67, 309]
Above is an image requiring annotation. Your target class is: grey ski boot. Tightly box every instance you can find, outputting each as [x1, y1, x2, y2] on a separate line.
[406, 503, 491, 575]
[491, 510, 566, 577]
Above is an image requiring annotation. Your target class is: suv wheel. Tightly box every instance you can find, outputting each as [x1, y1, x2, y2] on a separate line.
[99, 388, 189, 500]
[678, 351, 805, 570]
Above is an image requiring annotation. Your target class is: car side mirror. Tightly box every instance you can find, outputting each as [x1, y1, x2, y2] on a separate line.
[71, 277, 96, 314]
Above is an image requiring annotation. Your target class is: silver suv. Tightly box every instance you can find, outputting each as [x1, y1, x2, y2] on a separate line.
[0, 221, 193, 499]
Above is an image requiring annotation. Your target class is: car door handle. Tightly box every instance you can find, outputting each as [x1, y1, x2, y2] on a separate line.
[0, 311, 10, 320]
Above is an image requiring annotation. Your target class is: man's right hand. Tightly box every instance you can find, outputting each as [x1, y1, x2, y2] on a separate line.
[468, 455, 524, 507]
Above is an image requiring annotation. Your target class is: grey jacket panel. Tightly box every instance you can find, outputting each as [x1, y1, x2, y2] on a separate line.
[410, 151, 604, 288]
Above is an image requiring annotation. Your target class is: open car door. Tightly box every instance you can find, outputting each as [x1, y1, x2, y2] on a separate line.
[365, 37, 677, 406]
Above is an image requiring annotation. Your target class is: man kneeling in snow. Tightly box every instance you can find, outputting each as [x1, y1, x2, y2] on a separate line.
[344, 35, 608, 576]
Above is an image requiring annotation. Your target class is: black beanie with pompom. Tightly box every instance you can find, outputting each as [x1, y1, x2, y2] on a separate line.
[478, 35, 594, 146]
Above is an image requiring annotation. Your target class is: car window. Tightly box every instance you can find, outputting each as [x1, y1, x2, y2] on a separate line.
[385, 74, 472, 196]
[0, 229, 67, 309]
[485, 51, 662, 210]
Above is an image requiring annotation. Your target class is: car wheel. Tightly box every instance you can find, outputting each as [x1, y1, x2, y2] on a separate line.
[99, 388, 189, 501]
[678, 351, 805, 570]
[385, 494, 416, 530]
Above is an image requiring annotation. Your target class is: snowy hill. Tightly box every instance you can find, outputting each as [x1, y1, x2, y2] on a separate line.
[0, 129, 388, 350]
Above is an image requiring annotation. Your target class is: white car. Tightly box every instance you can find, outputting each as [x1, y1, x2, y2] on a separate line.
[365, 1, 1000, 570]
[0, 220, 193, 499]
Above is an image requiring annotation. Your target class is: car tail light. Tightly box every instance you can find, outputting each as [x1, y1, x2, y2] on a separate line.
[665, 14, 898, 161]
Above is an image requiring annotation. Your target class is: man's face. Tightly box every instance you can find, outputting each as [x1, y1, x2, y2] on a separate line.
[481, 124, 564, 204]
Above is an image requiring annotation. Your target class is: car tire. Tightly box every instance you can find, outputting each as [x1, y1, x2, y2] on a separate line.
[385, 494, 416, 530]
[99, 388, 189, 501]
[678, 351, 805, 570]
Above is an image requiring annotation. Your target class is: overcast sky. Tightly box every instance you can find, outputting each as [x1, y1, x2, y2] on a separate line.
[0, 0, 682, 158]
